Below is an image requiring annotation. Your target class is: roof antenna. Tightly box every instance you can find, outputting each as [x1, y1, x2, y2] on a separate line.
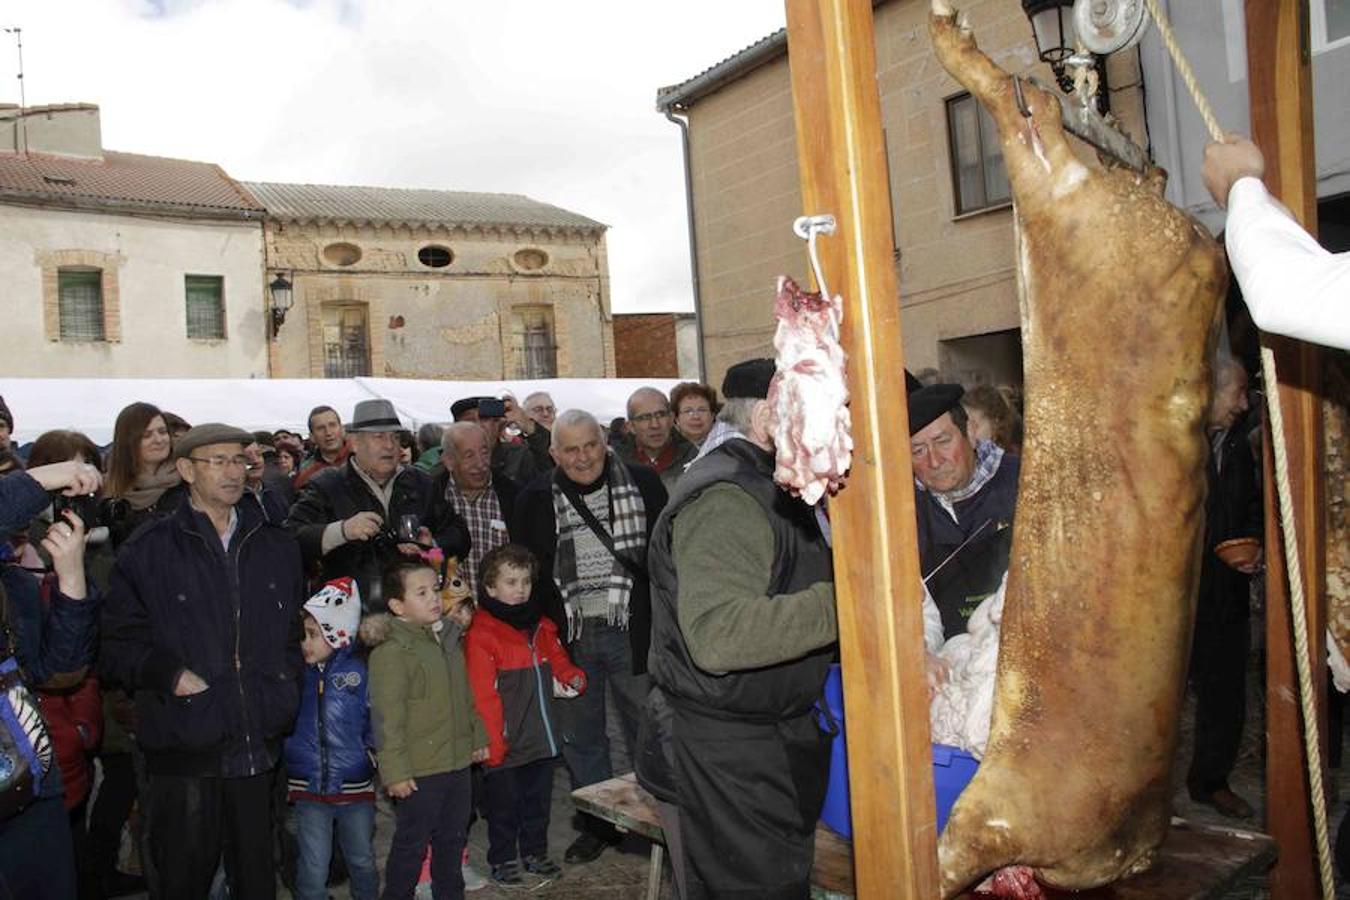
[2, 26, 25, 154]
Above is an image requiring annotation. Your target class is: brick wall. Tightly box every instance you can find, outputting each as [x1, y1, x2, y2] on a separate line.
[613, 314, 679, 378]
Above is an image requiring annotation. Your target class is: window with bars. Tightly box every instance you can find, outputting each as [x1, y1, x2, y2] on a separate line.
[512, 308, 557, 379]
[322, 304, 371, 378]
[58, 269, 105, 342]
[185, 275, 226, 340]
[946, 92, 1011, 216]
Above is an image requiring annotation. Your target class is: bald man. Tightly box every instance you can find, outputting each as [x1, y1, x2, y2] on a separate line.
[619, 387, 697, 492]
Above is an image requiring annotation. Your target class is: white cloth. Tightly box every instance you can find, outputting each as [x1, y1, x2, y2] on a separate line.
[1329, 628, 1350, 694]
[928, 574, 1006, 759]
[1225, 177, 1350, 351]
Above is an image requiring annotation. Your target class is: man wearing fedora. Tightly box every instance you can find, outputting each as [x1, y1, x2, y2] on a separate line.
[101, 423, 308, 900]
[908, 383, 1020, 640]
[285, 399, 471, 614]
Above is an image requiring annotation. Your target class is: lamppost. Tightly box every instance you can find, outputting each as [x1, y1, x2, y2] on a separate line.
[1021, 0, 1112, 112]
[269, 273, 293, 340]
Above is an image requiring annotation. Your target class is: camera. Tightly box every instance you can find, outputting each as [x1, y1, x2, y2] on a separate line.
[50, 493, 131, 529]
[477, 398, 506, 419]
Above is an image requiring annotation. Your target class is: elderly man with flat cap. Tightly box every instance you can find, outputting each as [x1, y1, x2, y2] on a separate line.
[101, 423, 308, 900]
[909, 383, 1020, 640]
[637, 357, 838, 899]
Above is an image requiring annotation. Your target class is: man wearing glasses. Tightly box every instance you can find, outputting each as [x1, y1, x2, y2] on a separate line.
[102, 423, 308, 900]
[620, 387, 697, 492]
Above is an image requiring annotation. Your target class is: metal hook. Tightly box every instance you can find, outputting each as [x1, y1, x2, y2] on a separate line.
[792, 214, 841, 339]
[1012, 75, 1031, 119]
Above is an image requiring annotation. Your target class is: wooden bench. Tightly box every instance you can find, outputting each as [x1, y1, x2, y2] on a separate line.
[574, 775, 1277, 899]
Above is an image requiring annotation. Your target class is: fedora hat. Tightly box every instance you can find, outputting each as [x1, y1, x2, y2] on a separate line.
[349, 399, 403, 433]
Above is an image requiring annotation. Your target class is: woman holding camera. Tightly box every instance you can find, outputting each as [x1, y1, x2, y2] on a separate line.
[104, 403, 185, 549]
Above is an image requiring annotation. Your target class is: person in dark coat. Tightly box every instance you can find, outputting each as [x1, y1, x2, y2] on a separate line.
[909, 384, 1020, 640]
[285, 400, 470, 614]
[429, 421, 520, 599]
[451, 396, 543, 487]
[639, 358, 837, 899]
[0, 459, 102, 900]
[510, 409, 666, 865]
[100, 424, 307, 900]
[1187, 357, 1262, 820]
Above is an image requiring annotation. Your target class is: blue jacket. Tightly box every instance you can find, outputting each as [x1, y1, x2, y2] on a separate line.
[100, 492, 306, 777]
[283, 646, 375, 799]
[0, 472, 99, 801]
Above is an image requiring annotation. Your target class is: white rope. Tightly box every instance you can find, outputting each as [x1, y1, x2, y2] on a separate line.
[1139, 0, 1334, 893]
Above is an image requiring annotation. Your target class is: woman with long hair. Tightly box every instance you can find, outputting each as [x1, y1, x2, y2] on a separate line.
[104, 403, 183, 548]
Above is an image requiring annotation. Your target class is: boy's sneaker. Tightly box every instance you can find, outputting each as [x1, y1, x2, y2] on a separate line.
[522, 855, 563, 879]
[462, 861, 488, 892]
[490, 860, 526, 887]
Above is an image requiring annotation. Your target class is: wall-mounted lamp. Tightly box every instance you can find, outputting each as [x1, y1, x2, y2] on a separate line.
[269, 273, 293, 340]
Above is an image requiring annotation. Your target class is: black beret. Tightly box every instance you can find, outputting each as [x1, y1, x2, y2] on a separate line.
[450, 397, 489, 421]
[0, 395, 11, 430]
[251, 430, 275, 449]
[905, 369, 921, 395]
[722, 358, 776, 400]
[907, 384, 964, 436]
[175, 423, 256, 460]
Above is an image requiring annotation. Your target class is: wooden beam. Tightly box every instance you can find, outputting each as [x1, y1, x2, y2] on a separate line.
[783, 1, 940, 896]
[1244, 2, 1328, 898]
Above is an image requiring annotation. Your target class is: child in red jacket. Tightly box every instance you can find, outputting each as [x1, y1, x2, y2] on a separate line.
[465, 545, 585, 887]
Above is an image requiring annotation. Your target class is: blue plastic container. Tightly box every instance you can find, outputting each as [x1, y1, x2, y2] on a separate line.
[819, 663, 979, 838]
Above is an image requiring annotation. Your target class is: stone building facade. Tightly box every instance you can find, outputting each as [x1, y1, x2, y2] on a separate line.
[247, 182, 615, 382]
[0, 103, 268, 378]
[657, 0, 1148, 389]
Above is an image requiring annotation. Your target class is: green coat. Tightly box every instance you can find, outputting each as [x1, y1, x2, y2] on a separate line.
[368, 615, 487, 784]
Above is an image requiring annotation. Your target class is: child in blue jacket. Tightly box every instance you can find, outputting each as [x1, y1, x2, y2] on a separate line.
[283, 577, 378, 900]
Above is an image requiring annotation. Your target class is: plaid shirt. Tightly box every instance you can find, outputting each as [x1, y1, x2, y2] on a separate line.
[444, 478, 507, 597]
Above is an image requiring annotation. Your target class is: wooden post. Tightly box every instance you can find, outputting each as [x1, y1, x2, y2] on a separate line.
[1244, 2, 1328, 897]
[784, 1, 941, 896]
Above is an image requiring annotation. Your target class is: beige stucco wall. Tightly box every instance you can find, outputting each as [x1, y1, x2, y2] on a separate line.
[0, 202, 267, 377]
[265, 222, 615, 380]
[682, 0, 1147, 388]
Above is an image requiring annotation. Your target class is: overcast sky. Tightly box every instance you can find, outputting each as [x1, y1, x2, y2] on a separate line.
[4, 0, 789, 313]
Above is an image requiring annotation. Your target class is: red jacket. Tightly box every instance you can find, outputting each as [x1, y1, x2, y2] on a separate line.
[38, 572, 102, 809]
[465, 611, 585, 769]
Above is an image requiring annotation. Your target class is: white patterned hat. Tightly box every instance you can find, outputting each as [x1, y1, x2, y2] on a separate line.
[305, 577, 362, 649]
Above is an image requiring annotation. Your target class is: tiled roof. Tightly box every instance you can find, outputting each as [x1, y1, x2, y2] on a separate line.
[657, 28, 787, 112]
[0, 150, 263, 219]
[243, 181, 606, 232]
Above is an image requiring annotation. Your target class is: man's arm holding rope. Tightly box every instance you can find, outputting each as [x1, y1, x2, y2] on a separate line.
[1204, 134, 1350, 352]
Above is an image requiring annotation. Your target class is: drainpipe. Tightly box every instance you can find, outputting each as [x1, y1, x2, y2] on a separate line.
[662, 106, 707, 384]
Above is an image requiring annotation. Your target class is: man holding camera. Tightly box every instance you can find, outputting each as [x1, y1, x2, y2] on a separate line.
[286, 399, 471, 613]
[100, 424, 306, 900]
[0, 459, 101, 900]
[451, 396, 543, 486]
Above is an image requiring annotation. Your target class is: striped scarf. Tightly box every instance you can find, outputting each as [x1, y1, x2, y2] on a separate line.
[551, 452, 647, 641]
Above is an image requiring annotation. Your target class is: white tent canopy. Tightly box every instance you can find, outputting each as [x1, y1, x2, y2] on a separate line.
[0, 377, 683, 446]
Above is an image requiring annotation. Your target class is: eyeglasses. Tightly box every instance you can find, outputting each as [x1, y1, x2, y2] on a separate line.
[678, 406, 711, 417]
[188, 455, 254, 471]
[630, 410, 671, 425]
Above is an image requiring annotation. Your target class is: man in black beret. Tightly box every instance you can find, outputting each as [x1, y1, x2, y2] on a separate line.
[908, 383, 1020, 639]
[451, 395, 540, 486]
[0, 394, 13, 452]
[637, 357, 837, 898]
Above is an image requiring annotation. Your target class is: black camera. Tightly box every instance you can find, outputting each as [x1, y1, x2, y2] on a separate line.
[477, 398, 506, 419]
[50, 493, 131, 529]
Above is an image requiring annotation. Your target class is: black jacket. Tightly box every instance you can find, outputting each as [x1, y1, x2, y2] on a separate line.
[1198, 416, 1262, 624]
[284, 461, 471, 613]
[427, 469, 521, 540]
[100, 493, 306, 777]
[510, 459, 667, 674]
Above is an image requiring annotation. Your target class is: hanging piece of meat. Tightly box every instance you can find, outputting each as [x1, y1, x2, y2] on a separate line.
[928, 3, 1226, 896]
[769, 275, 852, 505]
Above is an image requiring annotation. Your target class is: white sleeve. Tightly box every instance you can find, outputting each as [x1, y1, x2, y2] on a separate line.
[922, 584, 945, 655]
[1225, 178, 1350, 351]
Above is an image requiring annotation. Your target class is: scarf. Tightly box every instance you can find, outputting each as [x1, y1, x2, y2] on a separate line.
[478, 594, 543, 632]
[551, 452, 647, 641]
[123, 467, 182, 512]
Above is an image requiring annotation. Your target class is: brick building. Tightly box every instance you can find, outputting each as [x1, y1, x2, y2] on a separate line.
[656, 0, 1148, 389]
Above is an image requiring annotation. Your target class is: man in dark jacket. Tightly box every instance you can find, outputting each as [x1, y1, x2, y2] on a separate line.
[909, 384, 1020, 639]
[639, 358, 837, 899]
[285, 400, 470, 614]
[430, 422, 519, 598]
[1187, 357, 1262, 819]
[619, 387, 697, 493]
[0, 459, 102, 900]
[101, 424, 306, 900]
[511, 409, 666, 864]
[451, 396, 544, 486]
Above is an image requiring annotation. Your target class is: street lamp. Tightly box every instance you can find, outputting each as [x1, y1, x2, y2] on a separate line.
[269, 273, 293, 339]
[1021, 0, 1080, 93]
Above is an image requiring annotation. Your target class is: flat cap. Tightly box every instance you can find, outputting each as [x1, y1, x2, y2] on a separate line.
[722, 358, 776, 400]
[175, 423, 256, 459]
[907, 384, 965, 436]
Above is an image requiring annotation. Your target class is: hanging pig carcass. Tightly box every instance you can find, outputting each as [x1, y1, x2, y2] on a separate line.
[928, 3, 1226, 896]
